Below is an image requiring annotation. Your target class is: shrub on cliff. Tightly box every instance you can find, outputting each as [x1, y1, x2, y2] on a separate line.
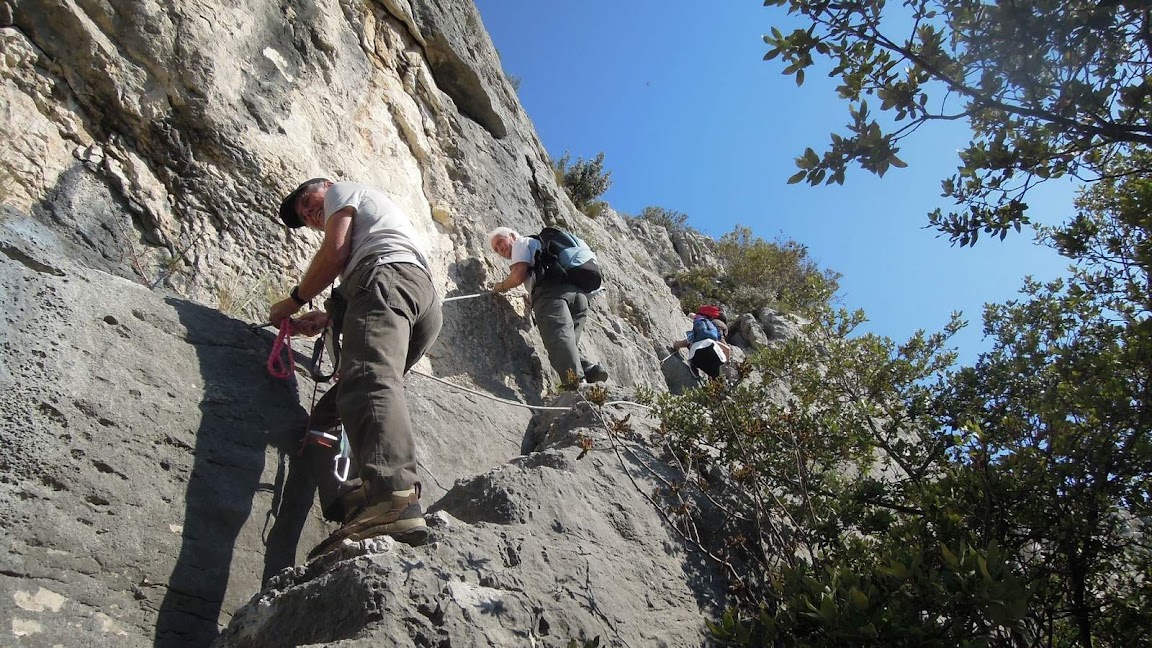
[673, 225, 839, 317]
[553, 151, 612, 216]
[631, 205, 691, 234]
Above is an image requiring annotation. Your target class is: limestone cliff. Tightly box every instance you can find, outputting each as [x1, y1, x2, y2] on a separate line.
[0, 1, 753, 645]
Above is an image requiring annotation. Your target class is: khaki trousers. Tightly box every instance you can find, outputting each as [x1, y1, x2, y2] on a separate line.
[336, 260, 441, 498]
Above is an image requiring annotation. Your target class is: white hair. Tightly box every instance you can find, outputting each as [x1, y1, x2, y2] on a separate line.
[487, 226, 519, 251]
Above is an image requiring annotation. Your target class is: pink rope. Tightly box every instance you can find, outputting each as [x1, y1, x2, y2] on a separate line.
[267, 319, 295, 379]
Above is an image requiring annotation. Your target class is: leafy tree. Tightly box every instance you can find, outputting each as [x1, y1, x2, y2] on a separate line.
[650, 161, 1152, 646]
[932, 156, 1152, 646]
[654, 309, 1035, 645]
[763, 0, 1152, 245]
[674, 225, 840, 317]
[553, 151, 613, 215]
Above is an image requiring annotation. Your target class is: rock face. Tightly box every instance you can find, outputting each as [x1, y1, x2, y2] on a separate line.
[0, 1, 746, 646]
[216, 392, 724, 647]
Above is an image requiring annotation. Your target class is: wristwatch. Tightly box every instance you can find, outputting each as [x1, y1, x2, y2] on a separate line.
[289, 286, 307, 306]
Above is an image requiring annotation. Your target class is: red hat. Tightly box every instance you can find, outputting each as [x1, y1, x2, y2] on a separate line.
[697, 305, 721, 319]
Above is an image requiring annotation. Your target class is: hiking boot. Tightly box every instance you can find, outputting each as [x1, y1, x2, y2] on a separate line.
[582, 363, 609, 384]
[321, 483, 366, 524]
[308, 488, 429, 559]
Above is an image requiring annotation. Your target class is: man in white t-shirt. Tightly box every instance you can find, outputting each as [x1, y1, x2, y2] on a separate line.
[269, 178, 442, 558]
[488, 226, 608, 387]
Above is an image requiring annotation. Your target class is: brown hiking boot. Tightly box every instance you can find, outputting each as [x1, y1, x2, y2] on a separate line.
[308, 488, 428, 559]
[321, 483, 366, 524]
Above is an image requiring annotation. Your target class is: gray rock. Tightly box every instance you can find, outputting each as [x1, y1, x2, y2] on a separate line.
[756, 307, 806, 342]
[0, 1, 766, 646]
[218, 389, 725, 647]
[622, 214, 719, 278]
[730, 313, 770, 350]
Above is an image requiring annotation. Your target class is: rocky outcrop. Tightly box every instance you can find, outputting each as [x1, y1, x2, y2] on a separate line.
[0, 1, 753, 646]
[623, 216, 719, 280]
[216, 391, 725, 647]
[727, 309, 804, 350]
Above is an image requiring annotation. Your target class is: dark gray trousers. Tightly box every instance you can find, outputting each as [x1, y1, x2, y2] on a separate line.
[335, 260, 441, 498]
[531, 282, 589, 383]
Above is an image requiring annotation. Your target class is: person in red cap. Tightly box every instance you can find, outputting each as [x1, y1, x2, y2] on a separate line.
[671, 305, 730, 379]
[269, 178, 442, 558]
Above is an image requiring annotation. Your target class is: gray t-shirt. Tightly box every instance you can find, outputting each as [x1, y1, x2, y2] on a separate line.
[323, 182, 430, 280]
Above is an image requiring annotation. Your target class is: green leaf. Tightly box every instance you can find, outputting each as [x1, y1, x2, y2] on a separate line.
[890, 155, 908, 169]
[819, 594, 837, 621]
[849, 588, 869, 610]
[940, 543, 959, 570]
[788, 170, 807, 184]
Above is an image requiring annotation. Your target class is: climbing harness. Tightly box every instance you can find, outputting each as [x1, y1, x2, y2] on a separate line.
[293, 326, 351, 482]
[309, 327, 338, 383]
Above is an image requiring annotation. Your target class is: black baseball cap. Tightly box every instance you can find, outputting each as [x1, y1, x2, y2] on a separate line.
[278, 178, 329, 228]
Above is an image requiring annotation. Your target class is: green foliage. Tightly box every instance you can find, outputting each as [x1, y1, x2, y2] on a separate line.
[674, 225, 840, 317]
[633, 205, 691, 233]
[553, 151, 613, 215]
[708, 535, 1029, 647]
[652, 166, 1152, 643]
[763, 0, 1152, 246]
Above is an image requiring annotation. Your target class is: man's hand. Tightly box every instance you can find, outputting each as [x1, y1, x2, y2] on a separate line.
[269, 298, 302, 326]
[292, 310, 331, 337]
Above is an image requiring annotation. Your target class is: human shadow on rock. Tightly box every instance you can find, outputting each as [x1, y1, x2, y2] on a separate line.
[153, 299, 313, 648]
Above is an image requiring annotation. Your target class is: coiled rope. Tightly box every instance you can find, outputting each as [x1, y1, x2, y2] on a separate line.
[267, 319, 295, 379]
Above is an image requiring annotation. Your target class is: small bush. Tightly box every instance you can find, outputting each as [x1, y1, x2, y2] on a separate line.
[634, 205, 689, 233]
[673, 225, 839, 317]
[553, 151, 613, 214]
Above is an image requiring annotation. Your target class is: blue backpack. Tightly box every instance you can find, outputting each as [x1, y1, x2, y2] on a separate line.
[691, 315, 721, 342]
[529, 226, 602, 293]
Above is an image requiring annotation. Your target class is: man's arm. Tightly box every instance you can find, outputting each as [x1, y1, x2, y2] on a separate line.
[269, 207, 354, 324]
[298, 206, 354, 298]
[493, 262, 530, 293]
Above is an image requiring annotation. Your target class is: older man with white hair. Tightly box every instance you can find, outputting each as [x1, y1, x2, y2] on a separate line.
[488, 226, 608, 386]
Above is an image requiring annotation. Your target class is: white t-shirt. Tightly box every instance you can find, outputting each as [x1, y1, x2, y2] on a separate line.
[510, 235, 541, 293]
[323, 182, 429, 280]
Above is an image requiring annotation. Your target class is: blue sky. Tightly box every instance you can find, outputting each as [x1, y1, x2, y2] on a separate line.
[474, 0, 1075, 364]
